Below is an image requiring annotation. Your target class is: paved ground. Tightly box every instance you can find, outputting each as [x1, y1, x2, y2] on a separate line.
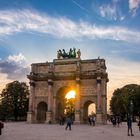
[0, 122, 140, 140]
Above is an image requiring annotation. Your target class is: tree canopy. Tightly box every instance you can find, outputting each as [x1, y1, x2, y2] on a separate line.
[0, 81, 29, 121]
[110, 84, 140, 118]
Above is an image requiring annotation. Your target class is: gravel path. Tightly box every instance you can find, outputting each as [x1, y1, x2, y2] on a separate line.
[0, 122, 140, 140]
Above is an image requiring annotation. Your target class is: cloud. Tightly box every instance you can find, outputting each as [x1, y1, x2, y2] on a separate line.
[0, 73, 12, 92]
[8, 53, 25, 64]
[129, 0, 140, 16]
[0, 53, 30, 80]
[0, 9, 140, 43]
[98, 0, 125, 21]
[99, 4, 117, 21]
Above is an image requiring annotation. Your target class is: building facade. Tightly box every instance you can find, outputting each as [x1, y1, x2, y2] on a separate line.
[27, 57, 108, 124]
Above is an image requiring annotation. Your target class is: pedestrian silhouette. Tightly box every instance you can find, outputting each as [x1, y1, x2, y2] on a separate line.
[88, 115, 92, 125]
[65, 116, 72, 130]
[0, 121, 4, 135]
[138, 119, 140, 131]
[127, 115, 134, 136]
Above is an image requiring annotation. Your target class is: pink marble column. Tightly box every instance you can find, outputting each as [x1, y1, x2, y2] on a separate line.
[28, 81, 35, 112]
[75, 78, 80, 111]
[75, 78, 81, 124]
[47, 79, 53, 111]
[46, 79, 53, 123]
[96, 77, 103, 124]
[96, 77, 102, 112]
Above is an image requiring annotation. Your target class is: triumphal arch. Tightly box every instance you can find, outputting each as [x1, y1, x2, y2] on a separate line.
[27, 48, 108, 124]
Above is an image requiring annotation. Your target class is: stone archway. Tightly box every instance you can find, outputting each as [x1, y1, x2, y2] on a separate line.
[56, 86, 76, 121]
[83, 101, 96, 124]
[27, 57, 108, 124]
[37, 102, 48, 123]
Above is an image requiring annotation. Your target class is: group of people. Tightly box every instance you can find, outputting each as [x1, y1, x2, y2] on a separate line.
[1, 115, 140, 135]
[59, 114, 140, 135]
[58, 115, 65, 126]
[88, 115, 96, 126]
[59, 115, 73, 130]
[110, 115, 122, 127]
[110, 115, 140, 136]
[59, 114, 96, 131]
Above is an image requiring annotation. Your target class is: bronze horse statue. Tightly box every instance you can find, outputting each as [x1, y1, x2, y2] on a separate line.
[57, 48, 77, 59]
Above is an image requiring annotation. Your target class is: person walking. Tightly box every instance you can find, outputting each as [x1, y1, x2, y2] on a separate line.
[127, 115, 134, 136]
[92, 116, 96, 126]
[138, 119, 140, 131]
[111, 116, 116, 127]
[59, 115, 63, 125]
[88, 115, 92, 126]
[116, 116, 121, 127]
[0, 121, 4, 135]
[65, 116, 72, 130]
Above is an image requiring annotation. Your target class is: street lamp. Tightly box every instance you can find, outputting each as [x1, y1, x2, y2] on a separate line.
[130, 100, 133, 115]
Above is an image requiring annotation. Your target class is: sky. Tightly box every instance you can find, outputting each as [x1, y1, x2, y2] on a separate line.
[0, 0, 140, 110]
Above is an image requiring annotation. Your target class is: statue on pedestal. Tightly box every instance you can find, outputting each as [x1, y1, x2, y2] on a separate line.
[77, 49, 81, 58]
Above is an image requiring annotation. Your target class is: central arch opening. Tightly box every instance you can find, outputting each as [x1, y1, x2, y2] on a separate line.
[56, 87, 76, 122]
[65, 90, 76, 116]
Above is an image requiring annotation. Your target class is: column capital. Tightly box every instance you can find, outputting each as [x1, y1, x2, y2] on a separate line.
[48, 79, 53, 86]
[75, 110, 81, 113]
[29, 81, 35, 87]
[96, 77, 102, 84]
[76, 78, 80, 84]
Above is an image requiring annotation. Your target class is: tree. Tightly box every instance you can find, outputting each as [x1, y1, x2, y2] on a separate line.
[0, 81, 29, 121]
[133, 86, 140, 116]
[110, 84, 140, 119]
[65, 98, 75, 116]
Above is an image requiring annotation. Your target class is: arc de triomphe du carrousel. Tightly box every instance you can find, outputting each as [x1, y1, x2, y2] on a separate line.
[27, 48, 109, 124]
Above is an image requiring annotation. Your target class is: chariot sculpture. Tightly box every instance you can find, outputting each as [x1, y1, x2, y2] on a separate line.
[57, 48, 81, 59]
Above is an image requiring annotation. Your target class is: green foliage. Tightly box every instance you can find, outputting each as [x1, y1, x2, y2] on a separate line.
[0, 81, 29, 121]
[110, 84, 140, 118]
[64, 98, 75, 116]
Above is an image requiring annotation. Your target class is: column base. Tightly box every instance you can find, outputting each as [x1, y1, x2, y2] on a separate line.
[102, 114, 107, 124]
[74, 111, 80, 124]
[46, 111, 53, 124]
[96, 113, 103, 124]
[27, 111, 35, 123]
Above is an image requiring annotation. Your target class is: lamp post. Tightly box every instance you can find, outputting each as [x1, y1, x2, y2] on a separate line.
[129, 100, 134, 122]
[130, 100, 133, 115]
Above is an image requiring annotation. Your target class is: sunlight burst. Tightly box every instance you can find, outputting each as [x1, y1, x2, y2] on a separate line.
[65, 90, 76, 99]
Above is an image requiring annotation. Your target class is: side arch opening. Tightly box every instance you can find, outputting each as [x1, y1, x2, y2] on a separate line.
[37, 102, 48, 123]
[83, 101, 96, 123]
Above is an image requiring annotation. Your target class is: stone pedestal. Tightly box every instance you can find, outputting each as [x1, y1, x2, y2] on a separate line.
[102, 115, 107, 124]
[27, 111, 34, 123]
[74, 111, 80, 124]
[96, 113, 103, 124]
[46, 111, 53, 124]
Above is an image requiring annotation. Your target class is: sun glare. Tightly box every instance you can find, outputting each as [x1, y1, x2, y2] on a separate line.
[65, 90, 76, 99]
